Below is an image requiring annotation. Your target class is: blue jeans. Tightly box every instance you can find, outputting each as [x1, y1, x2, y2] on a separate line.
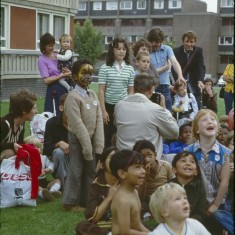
[213, 210, 234, 234]
[155, 84, 172, 112]
[224, 91, 234, 115]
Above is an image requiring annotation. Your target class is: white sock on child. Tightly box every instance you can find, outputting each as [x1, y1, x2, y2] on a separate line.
[38, 190, 43, 198]
[50, 183, 61, 192]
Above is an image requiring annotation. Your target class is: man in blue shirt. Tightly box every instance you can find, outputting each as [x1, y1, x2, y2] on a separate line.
[147, 27, 185, 112]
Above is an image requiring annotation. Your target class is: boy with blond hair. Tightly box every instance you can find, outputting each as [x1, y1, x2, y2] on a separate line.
[109, 149, 149, 235]
[149, 182, 210, 234]
[185, 109, 231, 234]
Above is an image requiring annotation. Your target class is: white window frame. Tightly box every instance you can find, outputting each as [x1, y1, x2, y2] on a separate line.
[1, 4, 9, 49]
[120, 1, 132, 10]
[106, 2, 118, 10]
[93, 2, 102, 10]
[221, 0, 234, 7]
[36, 11, 69, 50]
[105, 36, 114, 44]
[218, 36, 234, 45]
[154, 0, 164, 9]
[168, 0, 181, 9]
[137, 0, 147, 9]
[78, 2, 86, 11]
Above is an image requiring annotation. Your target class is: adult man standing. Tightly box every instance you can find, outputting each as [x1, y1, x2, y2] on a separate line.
[114, 74, 179, 159]
[43, 93, 69, 189]
[172, 31, 206, 109]
[147, 27, 185, 112]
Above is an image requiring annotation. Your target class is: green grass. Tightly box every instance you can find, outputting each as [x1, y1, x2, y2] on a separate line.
[0, 85, 227, 235]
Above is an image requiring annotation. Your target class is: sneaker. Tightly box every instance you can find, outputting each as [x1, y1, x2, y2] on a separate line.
[50, 191, 62, 198]
[42, 188, 55, 202]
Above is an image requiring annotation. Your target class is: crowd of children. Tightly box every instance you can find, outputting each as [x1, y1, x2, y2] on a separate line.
[1, 33, 234, 235]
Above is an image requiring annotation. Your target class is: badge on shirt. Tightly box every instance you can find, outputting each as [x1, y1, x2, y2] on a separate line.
[93, 100, 97, 106]
[86, 104, 90, 110]
[215, 154, 220, 162]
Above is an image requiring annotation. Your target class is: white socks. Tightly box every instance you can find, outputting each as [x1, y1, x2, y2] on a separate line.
[50, 183, 61, 192]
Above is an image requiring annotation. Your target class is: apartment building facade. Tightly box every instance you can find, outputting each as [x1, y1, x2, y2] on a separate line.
[75, 0, 234, 78]
[1, 0, 79, 100]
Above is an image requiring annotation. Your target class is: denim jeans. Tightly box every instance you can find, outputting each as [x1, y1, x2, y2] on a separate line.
[224, 91, 234, 115]
[213, 210, 234, 235]
[155, 84, 172, 112]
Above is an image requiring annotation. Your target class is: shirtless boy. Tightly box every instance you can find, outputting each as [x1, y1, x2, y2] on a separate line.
[109, 149, 150, 235]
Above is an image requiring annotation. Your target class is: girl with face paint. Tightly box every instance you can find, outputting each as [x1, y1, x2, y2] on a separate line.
[62, 59, 104, 211]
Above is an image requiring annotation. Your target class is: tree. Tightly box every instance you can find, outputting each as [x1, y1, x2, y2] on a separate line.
[74, 19, 103, 66]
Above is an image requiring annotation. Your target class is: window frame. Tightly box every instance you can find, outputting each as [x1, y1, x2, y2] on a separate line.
[1, 4, 9, 49]
[36, 11, 69, 50]
[220, 0, 234, 7]
[168, 0, 182, 9]
[105, 36, 114, 44]
[93, 2, 102, 10]
[218, 36, 234, 45]
[137, 0, 147, 9]
[78, 2, 87, 11]
[154, 0, 164, 9]
[120, 1, 132, 10]
[106, 2, 118, 10]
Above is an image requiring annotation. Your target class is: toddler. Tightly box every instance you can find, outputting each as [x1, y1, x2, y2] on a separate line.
[57, 33, 74, 92]
[24, 135, 61, 202]
[172, 80, 198, 127]
[149, 182, 211, 234]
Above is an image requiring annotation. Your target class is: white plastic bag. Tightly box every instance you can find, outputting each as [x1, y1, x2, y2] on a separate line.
[0, 156, 36, 208]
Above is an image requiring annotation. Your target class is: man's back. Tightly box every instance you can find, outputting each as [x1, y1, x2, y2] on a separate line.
[114, 94, 178, 158]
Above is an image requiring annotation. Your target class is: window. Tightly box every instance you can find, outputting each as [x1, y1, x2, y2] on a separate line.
[154, 0, 164, 9]
[168, 0, 181, 9]
[105, 36, 114, 44]
[37, 12, 68, 50]
[120, 1, 132, 10]
[137, 0, 146, 9]
[93, 2, 102, 10]
[219, 36, 234, 45]
[221, 0, 234, 7]
[1, 5, 9, 49]
[106, 2, 118, 10]
[78, 2, 86, 11]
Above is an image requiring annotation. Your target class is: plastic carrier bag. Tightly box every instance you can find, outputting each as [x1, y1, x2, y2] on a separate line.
[0, 156, 36, 208]
[30, 112, 54, 143]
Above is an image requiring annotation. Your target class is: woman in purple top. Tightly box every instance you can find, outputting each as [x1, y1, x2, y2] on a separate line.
[38, 33, 71, 115]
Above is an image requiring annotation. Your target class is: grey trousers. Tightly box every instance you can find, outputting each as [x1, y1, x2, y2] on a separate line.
[52, 148, 69, 189]
[62, 132, 96, 206]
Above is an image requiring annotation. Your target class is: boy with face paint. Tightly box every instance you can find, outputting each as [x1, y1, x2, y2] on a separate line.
[62, 59, 104, 211]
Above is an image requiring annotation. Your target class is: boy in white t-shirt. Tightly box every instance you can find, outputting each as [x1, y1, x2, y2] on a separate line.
[149, 182, 211, 235]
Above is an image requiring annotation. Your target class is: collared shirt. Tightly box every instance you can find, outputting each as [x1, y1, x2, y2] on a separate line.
[185, 140, 231, 204]
[150, 44, 174, 85]
[74, 84, 89, 98]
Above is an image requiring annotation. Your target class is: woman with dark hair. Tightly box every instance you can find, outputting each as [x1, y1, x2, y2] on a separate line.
[0, 89, 37, 162]
[98, 37, 135, 148]
[38, 33, 71, 115]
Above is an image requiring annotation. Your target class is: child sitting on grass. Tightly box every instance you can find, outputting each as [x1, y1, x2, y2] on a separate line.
[169, 122, 193, 154]
[76, 146, 119, 235]
[184, 109, 231, 235]
[109, 149, 150, 235]
[169, 151, 208, 224]
[133, 139, 174, 219]
[24, 135, 61, 202]
[149, 182, 211, 235]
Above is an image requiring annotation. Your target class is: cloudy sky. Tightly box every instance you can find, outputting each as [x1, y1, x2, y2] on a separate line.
[203, 0, 218, 13]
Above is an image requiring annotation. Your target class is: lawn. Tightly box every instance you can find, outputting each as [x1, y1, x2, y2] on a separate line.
[0, 85, 226, 235]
